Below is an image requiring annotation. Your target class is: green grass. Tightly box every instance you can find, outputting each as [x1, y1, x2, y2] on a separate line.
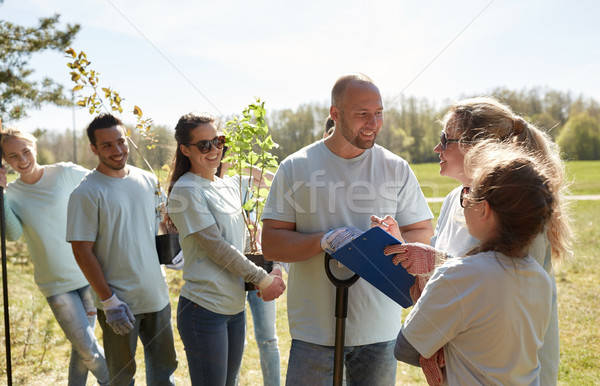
[413, 160, 600, 198]
[564, 160, 600, 195]
[411, 163, 458, 198]
[0, 160, 598, 385]
[554, 200, 600, 385]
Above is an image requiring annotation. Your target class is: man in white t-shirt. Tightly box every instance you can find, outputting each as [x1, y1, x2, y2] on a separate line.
[261, 73, 434, 385]
[66, 113, 177, 385]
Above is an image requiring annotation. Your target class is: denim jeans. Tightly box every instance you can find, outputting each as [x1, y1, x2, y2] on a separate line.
[247, 290, 281, 386]
[97, 303, 177, 386]
[285, 339, 397, 386]
[177, 296, 246, 386]
[46, 286, 110, 386]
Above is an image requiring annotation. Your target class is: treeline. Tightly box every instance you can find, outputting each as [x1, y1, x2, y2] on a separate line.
[34, 86, 600, 171]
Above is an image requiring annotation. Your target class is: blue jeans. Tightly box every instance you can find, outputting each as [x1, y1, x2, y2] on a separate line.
[286, 339, 397, 386]
[98, 303, 177, 386]
[247, 290, 281, 386]
[177, 296, 246, 386]
[46, 286, 110, 386]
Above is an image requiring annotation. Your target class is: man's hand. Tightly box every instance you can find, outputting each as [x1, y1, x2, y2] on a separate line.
[370, 215, 402, 240]
[101, 293, 136, 335]
[320, 226, 363, 254]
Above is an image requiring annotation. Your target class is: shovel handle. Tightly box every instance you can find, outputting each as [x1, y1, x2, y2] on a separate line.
[324, 253, 359, 288]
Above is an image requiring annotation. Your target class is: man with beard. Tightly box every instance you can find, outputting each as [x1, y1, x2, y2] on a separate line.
[261, 73, 434, 385]
[66, 113, 177, 385]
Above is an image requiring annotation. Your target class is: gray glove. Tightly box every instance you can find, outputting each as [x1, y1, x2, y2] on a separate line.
[321, 226, 363, 254]
[101, 293, 136, 335]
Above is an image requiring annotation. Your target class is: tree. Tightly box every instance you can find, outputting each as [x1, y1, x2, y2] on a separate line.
[269, 104, 325, 160]
[556, 112, 600, 160]
[0, 14, 80, 120]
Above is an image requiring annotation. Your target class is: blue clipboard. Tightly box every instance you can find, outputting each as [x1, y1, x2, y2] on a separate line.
[331, 227, 415, 308]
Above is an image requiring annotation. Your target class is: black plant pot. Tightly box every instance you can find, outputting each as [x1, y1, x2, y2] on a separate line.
[245, 252, 273, 291]
[155, 234, 181, 265]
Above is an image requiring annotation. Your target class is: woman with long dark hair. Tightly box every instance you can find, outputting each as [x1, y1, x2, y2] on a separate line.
[166, 112, 285, 385]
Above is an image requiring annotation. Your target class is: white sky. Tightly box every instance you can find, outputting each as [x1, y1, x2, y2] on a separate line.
[2, 0, 600, 133]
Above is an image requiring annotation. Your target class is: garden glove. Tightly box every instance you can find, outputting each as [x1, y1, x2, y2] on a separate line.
[101, 293, 135, 335]
[384, 242, 447, 277]
[321, 226, 363, 254]
[420, 348, 446, 386]
[386, 242, 446, 304]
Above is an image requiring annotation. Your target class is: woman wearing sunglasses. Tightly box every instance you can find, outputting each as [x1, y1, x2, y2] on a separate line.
[375, 97, 571, 385]
[166, 112, 286, 385]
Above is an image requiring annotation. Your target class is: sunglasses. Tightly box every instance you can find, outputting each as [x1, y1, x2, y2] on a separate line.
[187, 135, 226, 154]
[439, 131, 462, 150]
[460, 186, 470, 208]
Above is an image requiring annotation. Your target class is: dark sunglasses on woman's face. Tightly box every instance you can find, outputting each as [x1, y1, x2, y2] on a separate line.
[439, 131, 461, 150]
[188, 135, 226, 154]
[440, 131, 477, 150]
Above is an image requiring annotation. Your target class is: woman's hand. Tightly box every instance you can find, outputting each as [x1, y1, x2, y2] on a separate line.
[256, 274, 286, 301]
[384, 242, 446, 276]
[384, 242, 446, 304]
[370, 215, 402, 240]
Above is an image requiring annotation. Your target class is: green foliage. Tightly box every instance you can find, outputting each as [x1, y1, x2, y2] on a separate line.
[65, 48, 164, 175]
[222, 99, 279, 252]
[261, 88, 600, 162]
[557, 112, 600, 160]
[268, 104, 327, 163]
[0, 14, 80, 120]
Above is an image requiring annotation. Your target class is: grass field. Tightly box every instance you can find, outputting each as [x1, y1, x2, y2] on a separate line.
[0, 161, 598, 385]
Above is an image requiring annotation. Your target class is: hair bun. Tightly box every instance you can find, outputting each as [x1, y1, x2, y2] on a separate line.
[513, 117, 526, 135]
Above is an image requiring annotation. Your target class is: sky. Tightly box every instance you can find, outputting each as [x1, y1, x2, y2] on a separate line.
[2, 0, 600, 133]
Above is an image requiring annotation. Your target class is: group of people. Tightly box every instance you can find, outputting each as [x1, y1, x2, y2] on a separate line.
[0, 72, 570, 386]
[260, 73, 570, 385]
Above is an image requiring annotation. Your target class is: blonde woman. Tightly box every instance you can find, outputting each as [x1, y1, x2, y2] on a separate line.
[0, 128, 109, 385]
[376, 97, 571, 385]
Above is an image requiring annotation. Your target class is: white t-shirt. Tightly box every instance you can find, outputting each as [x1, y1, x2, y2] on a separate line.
[431, 186, 475, 256]
[66, 166, 169, 314]
[402, 251, 552, 385]
[262, 140, 433, 346]
[433, 185, 560, 384]
[168, 173, 250, 315]
[6, 162, 89, 297]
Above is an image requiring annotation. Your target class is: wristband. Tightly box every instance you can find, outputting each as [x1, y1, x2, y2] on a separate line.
[257, 274, 275, 291]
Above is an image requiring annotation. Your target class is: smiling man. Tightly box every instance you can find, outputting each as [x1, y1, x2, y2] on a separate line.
[261, 73, 434, 385]
[66, 113, 177, 385]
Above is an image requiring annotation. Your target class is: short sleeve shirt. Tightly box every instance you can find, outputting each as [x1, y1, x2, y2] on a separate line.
[66, 166, 169, 314]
